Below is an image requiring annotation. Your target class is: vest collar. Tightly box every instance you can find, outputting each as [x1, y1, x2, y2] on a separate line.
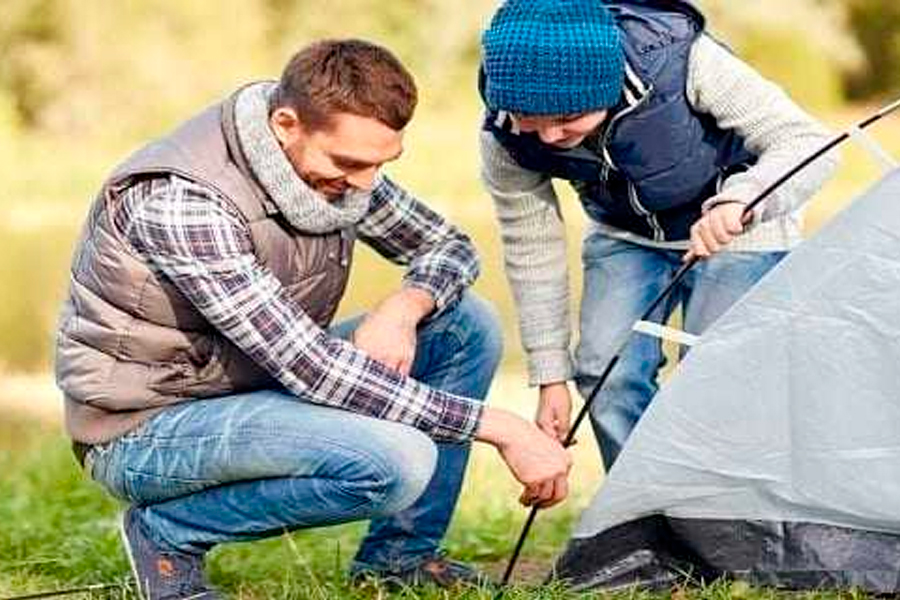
[221, 86, 276, 215]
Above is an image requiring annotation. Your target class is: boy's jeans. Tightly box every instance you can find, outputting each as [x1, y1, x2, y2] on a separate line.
[88, 292, 502, 573]
[575, 232, 786, 469]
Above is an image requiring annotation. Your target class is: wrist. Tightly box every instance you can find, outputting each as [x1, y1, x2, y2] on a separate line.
[539, 381, 571, 402]
[475, 407, 518, 448]
[540, 381, 569, 392]
[385, 287, 435, 326]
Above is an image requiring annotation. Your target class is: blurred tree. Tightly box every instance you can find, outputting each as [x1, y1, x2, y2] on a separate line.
[0, 0, 497, 136]
[700, 0, 862, 111]
[266, 0, 494, 107]
[845, 0, 900, 100]
[0, 1, 275, 137]
[0, 0, 67, 128]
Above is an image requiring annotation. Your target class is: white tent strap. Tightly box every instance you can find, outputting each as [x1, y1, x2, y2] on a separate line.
[632, 320, 700, 347]
[848, 125, 899, 174]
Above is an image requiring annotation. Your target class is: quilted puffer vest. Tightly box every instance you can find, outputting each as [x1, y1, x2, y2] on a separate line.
[57, 90, 354, 444]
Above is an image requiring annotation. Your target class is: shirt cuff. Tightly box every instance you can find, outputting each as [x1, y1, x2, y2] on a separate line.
[709, 178, 767, 222]
[527, 349, 574, 387]
[402, 274, 461, 315]
[427, 391, 485, 442]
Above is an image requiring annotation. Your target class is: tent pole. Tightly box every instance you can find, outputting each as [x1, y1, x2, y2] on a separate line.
[494, 96, 900, 596]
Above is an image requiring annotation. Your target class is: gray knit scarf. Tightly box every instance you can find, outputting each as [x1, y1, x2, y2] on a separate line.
[234, 82, 370, 233]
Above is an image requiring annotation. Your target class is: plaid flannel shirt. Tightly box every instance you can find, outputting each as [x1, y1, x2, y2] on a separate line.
[112, 174, 484, 441]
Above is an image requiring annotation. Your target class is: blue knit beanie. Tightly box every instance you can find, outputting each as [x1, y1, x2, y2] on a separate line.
[482, 0, 625, 116]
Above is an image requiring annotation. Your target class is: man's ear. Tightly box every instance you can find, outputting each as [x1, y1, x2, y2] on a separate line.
[269, 107, 303, 148]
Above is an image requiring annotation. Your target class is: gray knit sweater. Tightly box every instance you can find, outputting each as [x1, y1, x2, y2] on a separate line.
[480, 34, 840, 386]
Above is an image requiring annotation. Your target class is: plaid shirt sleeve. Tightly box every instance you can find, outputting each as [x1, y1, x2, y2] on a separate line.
[356, 175, 480, 314]
[114, 175, 483, 442]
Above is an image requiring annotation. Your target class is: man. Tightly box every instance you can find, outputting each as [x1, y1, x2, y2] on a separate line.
[56, 39, 571, 599]
[479, 0, 838, 469]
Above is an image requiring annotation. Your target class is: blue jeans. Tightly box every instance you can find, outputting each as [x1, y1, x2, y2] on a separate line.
[575, 232, 786, 469]
[87, 292, 502, 572]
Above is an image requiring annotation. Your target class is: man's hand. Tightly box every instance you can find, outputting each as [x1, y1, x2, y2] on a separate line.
[476, 407, 572, 508]
[352, 288, 435, 375]
[685, 201, 749, 261]
[536, 382, 572, 442]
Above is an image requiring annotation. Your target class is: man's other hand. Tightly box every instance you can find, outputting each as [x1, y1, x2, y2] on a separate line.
[352, 288, 435, 375]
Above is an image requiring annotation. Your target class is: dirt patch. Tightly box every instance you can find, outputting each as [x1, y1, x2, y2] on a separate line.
[482, 557, 552, 586]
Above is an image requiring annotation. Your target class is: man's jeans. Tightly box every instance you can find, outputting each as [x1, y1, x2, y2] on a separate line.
[575, 232, 786, 470]
[87, 292, 502, 573]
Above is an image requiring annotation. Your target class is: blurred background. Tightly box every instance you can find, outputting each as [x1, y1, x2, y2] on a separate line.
[1, 0, 899, 378]
[2, 0, 900, 595]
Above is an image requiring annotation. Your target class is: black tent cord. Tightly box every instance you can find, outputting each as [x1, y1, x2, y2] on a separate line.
[495, 95, 900, 597]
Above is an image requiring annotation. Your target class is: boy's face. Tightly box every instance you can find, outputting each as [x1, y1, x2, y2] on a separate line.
[270, 108, 403, 200]
[512, 111, 608, 149]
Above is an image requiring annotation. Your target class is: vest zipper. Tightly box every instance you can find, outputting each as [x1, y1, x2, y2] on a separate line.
[339, 230, 350, 267]
[599, 83, 653, 164]
[598, 84, 662, 239]
[628, 182, 665, 241]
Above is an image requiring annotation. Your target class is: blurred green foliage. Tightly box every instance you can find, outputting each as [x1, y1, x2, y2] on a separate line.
[702, 0, 863, 111]
[846, 0, 900, 99]
[2, 0, 895, 134]
[0, 0, 495, 138]
[1, 1, 897, 136]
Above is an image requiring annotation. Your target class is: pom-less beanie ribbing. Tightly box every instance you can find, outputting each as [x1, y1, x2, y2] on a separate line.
[482, 0, 625, 115]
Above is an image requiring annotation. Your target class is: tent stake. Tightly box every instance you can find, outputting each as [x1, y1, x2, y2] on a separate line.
[494, 95, 900, 597]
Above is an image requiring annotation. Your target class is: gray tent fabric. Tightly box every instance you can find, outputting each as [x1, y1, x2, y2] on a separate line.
[553, 169, 900, 592]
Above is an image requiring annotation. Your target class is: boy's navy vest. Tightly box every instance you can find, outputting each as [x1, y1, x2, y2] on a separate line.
[481, 0, 756, 242]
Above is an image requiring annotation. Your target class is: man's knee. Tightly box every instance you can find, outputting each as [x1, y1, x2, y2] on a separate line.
[372, 428, 438, 515]
[449, 292, 504, 372]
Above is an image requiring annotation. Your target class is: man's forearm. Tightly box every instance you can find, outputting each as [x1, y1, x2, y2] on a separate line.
[126, 180, 484, 443]
[387, 286, 437, 326]
[359, 175, 480, 315]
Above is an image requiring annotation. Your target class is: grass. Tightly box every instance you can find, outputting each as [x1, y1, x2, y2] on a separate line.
[0, 385, 877, 600]
[0, 376, 592, 599]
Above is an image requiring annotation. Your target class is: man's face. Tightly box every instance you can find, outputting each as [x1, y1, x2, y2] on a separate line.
[270, 108, 404, 200]
[512, 111, 608, 149]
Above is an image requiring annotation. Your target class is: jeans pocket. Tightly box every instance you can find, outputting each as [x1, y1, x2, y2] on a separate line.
[582, 230, 630, 266]
[124, 469, 220, 506]
[86, 441, 131, 501]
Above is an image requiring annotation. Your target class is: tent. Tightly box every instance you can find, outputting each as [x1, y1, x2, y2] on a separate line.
[552, 169, 900, 593]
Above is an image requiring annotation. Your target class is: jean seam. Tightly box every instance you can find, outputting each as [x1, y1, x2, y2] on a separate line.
[426, 324, 466, 392]
[122, 431, 401, 498]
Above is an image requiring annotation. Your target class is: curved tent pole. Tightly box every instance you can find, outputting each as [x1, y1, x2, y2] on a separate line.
[495, 96, 900, 596]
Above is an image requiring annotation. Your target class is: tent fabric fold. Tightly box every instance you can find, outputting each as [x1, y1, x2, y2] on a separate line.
[553, 170, 900, 593]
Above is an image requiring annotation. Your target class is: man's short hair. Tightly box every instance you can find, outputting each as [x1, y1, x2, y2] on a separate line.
[273, 39, 418, 132]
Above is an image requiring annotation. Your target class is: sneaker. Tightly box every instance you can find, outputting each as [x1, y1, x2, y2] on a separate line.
[352, 554, 494, 590]
[120, 507, 221, 600]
